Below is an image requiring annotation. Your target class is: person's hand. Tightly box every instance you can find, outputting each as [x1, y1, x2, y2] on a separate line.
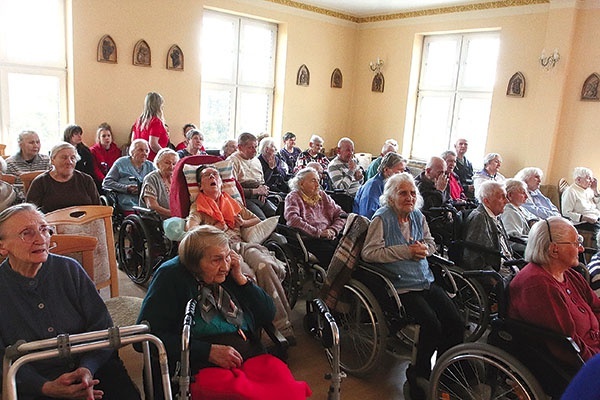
[435, 173, 449, 191]
[41, 368, 103, 400]
[228, 250, 246, 284]
[319, 229, 335, 240]
[126, 184, 138, 194]
[255, 185, 269, 196]
[208, 344, 243, 369]
[582, 215, 598, 224]
[354, 167, 364, 181]
[408, 242, 428, 260]
[348, 158, 357, 171]
[234, 214, 245, 228]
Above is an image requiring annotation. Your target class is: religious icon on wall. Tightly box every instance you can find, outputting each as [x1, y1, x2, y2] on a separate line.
[133, 39, 151, 67]
[372, 72, 384, 93]
[97, 34, 117, 63]
[167, 45, 184, 71]
[506, 71, 525, 97]
[297, 64, 310, 86]
[331, 68, 343, 88]
[581, 73, 600, 101]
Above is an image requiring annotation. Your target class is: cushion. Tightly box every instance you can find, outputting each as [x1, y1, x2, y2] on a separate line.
[241, 216, 278, 244]
[183, 159, 243, 205]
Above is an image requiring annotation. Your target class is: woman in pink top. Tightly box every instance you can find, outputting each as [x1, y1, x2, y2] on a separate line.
[90, 123, 121, 185]
[131, 92, 168, 161]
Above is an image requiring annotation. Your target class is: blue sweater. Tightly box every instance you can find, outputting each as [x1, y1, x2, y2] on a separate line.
[0, 254, 112, 398]
[353, 172, 385, 219]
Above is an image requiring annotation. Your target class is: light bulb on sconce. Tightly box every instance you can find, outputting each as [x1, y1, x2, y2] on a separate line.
[539, 48, 560, 70]
[370, 57, 384, 73]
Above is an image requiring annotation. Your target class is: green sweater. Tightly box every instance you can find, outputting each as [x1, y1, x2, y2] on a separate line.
[137, 256, 275, 373]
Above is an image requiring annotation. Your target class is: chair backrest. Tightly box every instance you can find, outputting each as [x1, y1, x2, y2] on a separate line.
[0, 144, 6, 157]
[0, 173, 16, 185]
[558, 178, 569, 212]
[20, 170, 46, 195]
[50, 234, 98, 281]
[45, 206, 119, 297]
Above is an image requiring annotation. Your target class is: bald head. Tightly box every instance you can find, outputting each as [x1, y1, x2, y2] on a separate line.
[425, 156, 447, 181]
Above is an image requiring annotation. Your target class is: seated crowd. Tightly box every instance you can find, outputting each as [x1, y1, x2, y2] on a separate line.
[4, 94, 600, 398]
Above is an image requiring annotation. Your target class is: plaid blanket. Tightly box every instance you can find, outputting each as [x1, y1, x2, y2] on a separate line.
[320, 213, 370, 309]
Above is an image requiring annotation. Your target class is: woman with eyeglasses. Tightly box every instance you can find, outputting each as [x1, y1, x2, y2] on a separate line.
[509, 216, 600, 366]
[26, 142, 100, 213]
[0, 203, 140, 399]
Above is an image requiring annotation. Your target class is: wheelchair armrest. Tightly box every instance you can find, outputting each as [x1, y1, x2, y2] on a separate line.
[427, 253, 455, 267]
[263, 322, 289, 362]
[358, 261, 400, 281]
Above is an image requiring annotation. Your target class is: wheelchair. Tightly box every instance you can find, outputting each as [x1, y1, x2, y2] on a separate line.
[100, 176, 143, 233]
[429, 269, 584, 400]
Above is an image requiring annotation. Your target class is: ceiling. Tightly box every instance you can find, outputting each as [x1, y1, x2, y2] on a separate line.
[292, 0, 494, 17]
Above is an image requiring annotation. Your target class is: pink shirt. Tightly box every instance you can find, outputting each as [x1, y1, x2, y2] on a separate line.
[132, 116, 168, 161]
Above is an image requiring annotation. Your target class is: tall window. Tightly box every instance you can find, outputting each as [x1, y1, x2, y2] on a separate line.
[411, 32, 500, 165]
[0, 0, 67, 154]
[200, 10, 277, 149]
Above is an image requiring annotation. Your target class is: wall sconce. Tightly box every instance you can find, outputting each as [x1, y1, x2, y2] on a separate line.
[369, 57, 384, 73]
[539, 48, 560, 70]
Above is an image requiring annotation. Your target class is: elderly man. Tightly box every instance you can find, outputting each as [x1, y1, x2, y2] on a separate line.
[365, 138, 398, 180]
[561, 167, 600, 225]
[515, 167, 560, 219]
[327, 137, 364, 196]
[454, 138, 474, 198]
[6, 130, 51, 202]
[294, 134, 329, 173]
[228, 132, 275, 219]
[414, 156, 450, 212]
[441, 150, 467, 202]
[463, 180, 514, 271]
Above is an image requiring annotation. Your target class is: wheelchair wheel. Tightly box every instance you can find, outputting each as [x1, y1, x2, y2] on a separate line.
[118, 215, 154, 285]
[448, 266, 490, 342]
[430, 342, 546, 400]
[264, 240, 300, 310]
[331, 279, 388, 377]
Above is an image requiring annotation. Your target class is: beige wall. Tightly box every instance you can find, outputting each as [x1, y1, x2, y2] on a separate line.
[70, 0, 600, 185]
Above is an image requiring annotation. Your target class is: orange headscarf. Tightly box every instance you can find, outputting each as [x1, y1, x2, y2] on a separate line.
[195, 191, 242, 229]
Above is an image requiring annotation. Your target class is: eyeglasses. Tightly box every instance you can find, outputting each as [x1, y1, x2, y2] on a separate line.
[17, 225, 54, 243]
[545, 219, 583, 247]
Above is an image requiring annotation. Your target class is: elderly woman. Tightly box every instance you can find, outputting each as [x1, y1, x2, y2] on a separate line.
[294, 134, 329, 173]
[131, 92, 169, 161]
[0, 204, 140, 399]
[5, 130, 51, 201]
[26, 143, 100, 213]
[509, 217, 600, 366]
[441, 150, 467, 201]
[140, 148, 179, 219]
[63, 124, 95, 186]
[515, 167, 560, 219]
[473, 152, 506, 198]
[102, 139, 155, 213]
[353, 152, 406, 219]
[561, 167, 600, 226]
[137, 226, 310, 399]
[90, 123, 122, 188]
[361, 173, 463, 399]
[501, 179, 538, 256]
[284, 167, 345, 266]
[176, 129, 207, 159]
[187, 166, 294, 339]
[221, 139, 237, 159]
[279, 132, 301, 177]
[174, 123, 197, 151]
[258, 138, 289, 193]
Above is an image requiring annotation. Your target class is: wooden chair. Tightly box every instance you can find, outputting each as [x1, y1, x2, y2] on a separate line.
[0, 173, 16, 185]
[20, 170, 46, 195]
[0, 144, 6, 157]
[45, 206, 119, 297]
[49, 234, 98, 281]
[558, 177, 569, 212]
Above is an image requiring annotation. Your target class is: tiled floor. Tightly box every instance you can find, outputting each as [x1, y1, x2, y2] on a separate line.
[116, 270, 410, 399]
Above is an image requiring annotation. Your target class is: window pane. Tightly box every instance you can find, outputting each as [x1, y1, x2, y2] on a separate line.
[452, 95, 492, 167]
[201, 13, 237, 83]
[7, 73, 62, 154]
[238, 20, 276, 86]
[460, 36, 500, 90]
[237, 89, 272, 135]
[0, 0, 65, 67]
[411, 94, 453, 159]
[420, 37, 460, 90]
[200, 86, 235, 148]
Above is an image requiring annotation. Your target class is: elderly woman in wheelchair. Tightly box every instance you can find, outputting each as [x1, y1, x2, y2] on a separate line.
[139, 148, 179, 219]
[361, 173, 464, 400]
[187, 165, 294, 340]
[137, 226, 311, 400]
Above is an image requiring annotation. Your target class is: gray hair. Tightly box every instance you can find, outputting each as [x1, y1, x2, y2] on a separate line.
[377, 152, 405, 174]
[525, 216, 573, 265]
[50, 142, 80, 161]
[258, 138, 277, 156]
[289, 167, 318, 192]
[17, 131, 39, 155]
[504, 178, 526, 196]
[573, 167, 593, 181]
[185, 129, 203, 142]
[441, 150, 457, 160]
[337, 137, 353, 148]
[309, 135, 323, 145]
[0, 203, 43, 240]
[478, 180, 504, 202]
[221, 139, 237, 157]
[179, 225, 230, 279]
[237, 132, 257, 146]
[380, 173, 423, 210]
[153, 148, 178, 169]
[129, 138, 149, 157]
[483, 153, 502, 167]
[515, 167, 543, 182]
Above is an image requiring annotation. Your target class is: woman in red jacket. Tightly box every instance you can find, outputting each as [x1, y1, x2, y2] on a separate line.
[90, 123, 121, 187]
[131, 92, 169, 161]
